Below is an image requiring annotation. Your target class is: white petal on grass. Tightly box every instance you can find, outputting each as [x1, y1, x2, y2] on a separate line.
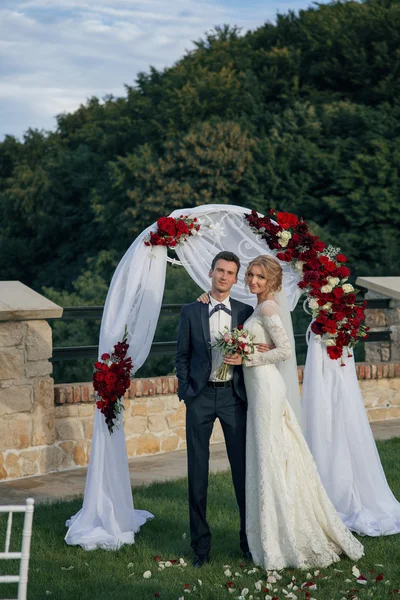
[225, 569, 233, 577]
[352, 566, 361, 578]
[143, 570, 152, 579]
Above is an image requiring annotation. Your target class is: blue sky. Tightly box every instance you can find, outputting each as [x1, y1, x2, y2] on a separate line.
[0, 0, 333, 140]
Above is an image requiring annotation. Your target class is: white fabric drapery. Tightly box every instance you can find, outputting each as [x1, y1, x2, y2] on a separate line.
[65, 204, 400, 549]
[303, 332, 400, 536]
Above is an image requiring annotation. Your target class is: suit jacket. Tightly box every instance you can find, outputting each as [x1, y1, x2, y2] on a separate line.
[175, 298, 253, 405]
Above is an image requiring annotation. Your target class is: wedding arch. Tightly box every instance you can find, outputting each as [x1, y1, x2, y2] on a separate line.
[65, 204, 400, 550]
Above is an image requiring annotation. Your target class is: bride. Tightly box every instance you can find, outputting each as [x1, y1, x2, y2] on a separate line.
[204, 255, 364, 570]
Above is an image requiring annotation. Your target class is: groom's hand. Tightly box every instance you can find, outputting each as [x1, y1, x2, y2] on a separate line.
[223, 353, 243, 365]
[257, 343, 275, 353]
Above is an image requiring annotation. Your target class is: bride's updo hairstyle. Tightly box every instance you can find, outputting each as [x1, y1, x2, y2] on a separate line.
[245, 255, 283, 294]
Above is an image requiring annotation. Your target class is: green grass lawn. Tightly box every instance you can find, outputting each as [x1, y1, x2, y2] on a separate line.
[1, 438, 400, 600]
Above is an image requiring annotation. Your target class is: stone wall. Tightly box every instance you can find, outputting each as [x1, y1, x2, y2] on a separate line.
[1, 364, 400, 482]
[0, 320, 55, 480]
[365, 291, 400, 363]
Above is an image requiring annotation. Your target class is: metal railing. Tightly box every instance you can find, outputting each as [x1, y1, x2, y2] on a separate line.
[50, 298, 391, 363]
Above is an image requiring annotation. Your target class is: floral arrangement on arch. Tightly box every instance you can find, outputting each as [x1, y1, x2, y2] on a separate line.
[245, 209, 369, 364]
[93, 326, 133, 433]
[144, 215, 200, 248]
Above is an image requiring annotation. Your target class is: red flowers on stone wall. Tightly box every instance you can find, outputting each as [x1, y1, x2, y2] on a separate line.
[245, 209, 369, 364]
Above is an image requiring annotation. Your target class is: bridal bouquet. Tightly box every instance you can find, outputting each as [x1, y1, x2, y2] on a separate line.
[92, 326, 133, 434]
[212, 325, 256, 380]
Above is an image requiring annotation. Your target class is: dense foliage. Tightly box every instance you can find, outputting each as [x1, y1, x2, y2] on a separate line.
[1, 0, 399, 381]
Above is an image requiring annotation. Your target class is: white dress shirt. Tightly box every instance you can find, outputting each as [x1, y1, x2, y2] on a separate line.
[208, 295, 233, 382]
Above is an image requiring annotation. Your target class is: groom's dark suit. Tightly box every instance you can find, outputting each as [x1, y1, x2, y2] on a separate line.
[176, 298, 253, 558]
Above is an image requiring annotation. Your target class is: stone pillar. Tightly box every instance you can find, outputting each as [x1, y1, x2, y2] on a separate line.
[364, 290, 400, 363]
[0, 282, 62, 479]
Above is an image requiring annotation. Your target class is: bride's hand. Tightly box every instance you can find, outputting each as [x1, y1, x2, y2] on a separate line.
[257, 343, 275, 353]
[223, 353, 243, 365]
[197, 291, 211, 304]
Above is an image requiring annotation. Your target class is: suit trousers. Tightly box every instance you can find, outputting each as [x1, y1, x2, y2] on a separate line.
[185, 385, 248, 557]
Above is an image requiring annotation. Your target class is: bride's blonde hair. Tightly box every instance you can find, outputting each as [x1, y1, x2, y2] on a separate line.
[245, 255, 283, 294]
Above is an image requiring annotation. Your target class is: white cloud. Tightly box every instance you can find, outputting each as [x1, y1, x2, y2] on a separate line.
[0, 0, 330, 139]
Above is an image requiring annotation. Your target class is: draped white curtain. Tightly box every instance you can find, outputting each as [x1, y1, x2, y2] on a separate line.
[303, 332, 400, 536]
[65, 204, 400, 550]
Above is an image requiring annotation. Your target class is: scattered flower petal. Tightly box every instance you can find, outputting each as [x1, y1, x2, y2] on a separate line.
[143, 570, 152, 579]
[165, 561, 172, 568]
[61, 566, 74, 571]
[352, 566, 360, 578]
[357, 575, 367, 585]
[376, 573, 384, 582]
[267, 576, 276, 584]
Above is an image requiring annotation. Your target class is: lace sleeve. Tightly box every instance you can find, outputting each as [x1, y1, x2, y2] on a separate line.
[245, 307, 292, 367]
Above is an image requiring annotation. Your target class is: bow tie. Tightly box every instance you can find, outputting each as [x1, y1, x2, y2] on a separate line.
[209, 303, 232, 318]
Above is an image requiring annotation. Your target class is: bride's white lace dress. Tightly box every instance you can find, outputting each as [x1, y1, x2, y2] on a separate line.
[243, 300, 364, 570]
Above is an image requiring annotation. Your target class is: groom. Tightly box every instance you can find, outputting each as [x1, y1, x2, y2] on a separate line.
[176, 251, 268, 567]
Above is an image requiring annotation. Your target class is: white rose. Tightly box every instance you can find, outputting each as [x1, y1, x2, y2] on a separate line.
[325, 339, 337, 346]
[321, 302, 332, 311]
[294, 261, 304, 272]
[281, 231, 292, 240]
[327, 277, 339, 286]
[320, 285, 333, 293]
[342, 283, 354, 293]
[278, 239, 288, 247]
[308, 299, 319, 310]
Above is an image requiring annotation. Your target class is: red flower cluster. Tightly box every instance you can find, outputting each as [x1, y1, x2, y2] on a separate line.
[144, 215, 200, 248]
[93, 328, 133, 433]
[245, 210, 369, 363]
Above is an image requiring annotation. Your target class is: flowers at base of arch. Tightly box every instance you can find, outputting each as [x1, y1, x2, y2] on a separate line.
[93, 325, 133, 434]
[245, 209, 369, 363]
[144, 215, 200, 248]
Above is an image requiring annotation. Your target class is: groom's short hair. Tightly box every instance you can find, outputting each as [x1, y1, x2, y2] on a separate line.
[211, 251, 241, 275]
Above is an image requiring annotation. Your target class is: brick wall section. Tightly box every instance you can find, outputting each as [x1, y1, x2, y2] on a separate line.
[1, 363, 399, 482]
[54, 363, 400, 405]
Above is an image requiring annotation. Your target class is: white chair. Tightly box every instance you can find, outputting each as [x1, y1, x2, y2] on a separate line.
[0, 498, 35, 600]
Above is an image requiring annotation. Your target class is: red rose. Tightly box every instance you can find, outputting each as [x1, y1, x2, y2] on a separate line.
[101, 353, 110, 361]
[337, 266, 351, 278]
[96, 400, 105, 410]
[337, 253, 347, 263]
[316, 314, 328, 324]
[327, 346, 343, 360]
[311, 321, 324, 335]
[94, 361, 103, 370]
[237, 325, 243, 330]
[314, 240, 326, 252]
[105, 372, 118, 386]
[325, 260, 336, 272]
[345, 293, 357, 304]
[303, 270, 319, 283]
[101, 363, 109, 373]
[277, 211, 299, 229]
[333, 287, 344, 299]
[334, 312, 346, 321]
